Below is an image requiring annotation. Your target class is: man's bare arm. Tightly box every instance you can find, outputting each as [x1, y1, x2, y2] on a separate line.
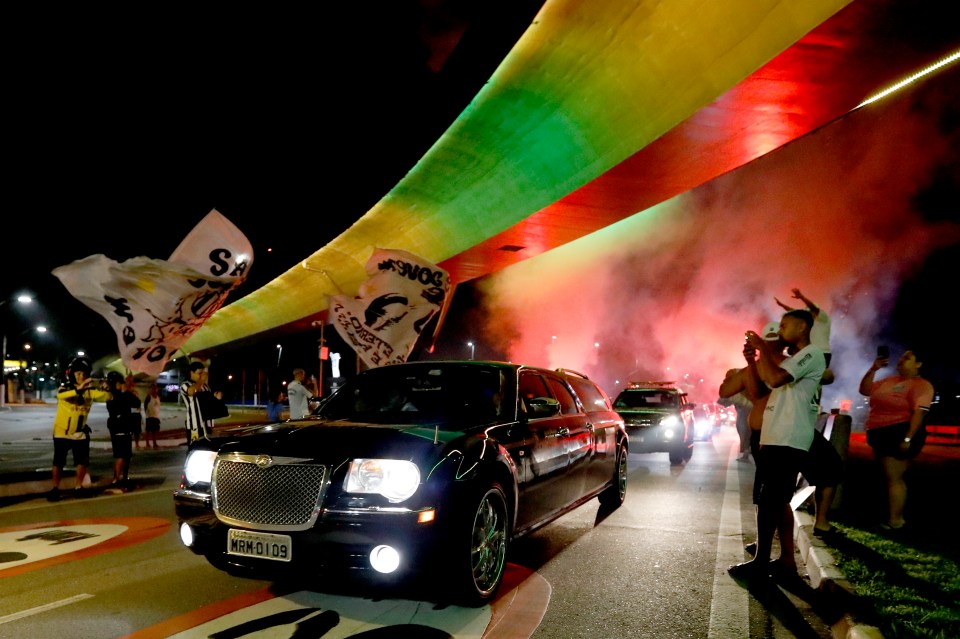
[791, 287, 821, 318]
[774, 297, 793, 312]
[718, 368, 745, 398]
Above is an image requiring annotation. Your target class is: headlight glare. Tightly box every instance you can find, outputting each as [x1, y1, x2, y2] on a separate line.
[184, 450, 217, 485]
[660, 415, 678, 427]
[345, 459, 420, 502]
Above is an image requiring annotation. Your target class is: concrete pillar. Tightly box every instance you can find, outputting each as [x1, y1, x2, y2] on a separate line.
[829, 412, 852, 509]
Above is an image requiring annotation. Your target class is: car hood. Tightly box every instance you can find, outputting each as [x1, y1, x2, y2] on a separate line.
[615, 407, 675, 416]
[209, 419, 471, 464]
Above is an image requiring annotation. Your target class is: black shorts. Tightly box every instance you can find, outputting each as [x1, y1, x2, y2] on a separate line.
[756, 445, 806, 506]
[110, 433, 132, 459]
[749, 429, 763, 504]
[53, 437, 90, 468]
[867, 422, 926, 460]
[145, 417, 161, 433]
[799, 431, 843, 487]
[131, 417, 142, 436]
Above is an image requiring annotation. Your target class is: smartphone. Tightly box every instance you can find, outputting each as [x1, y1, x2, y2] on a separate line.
[877, 345, 889, 359]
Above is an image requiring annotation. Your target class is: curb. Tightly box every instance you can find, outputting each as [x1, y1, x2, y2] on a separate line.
[793, 510, 884, 639]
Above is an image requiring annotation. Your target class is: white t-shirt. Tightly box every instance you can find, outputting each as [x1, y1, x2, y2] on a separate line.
[760, 344, 826, 451]
[287, 379, 313, 419]
[811, 310, 831, 353]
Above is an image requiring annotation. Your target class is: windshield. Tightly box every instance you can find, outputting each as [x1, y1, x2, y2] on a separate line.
[318, 363, 514, 429]
[614, 390, 679, 409]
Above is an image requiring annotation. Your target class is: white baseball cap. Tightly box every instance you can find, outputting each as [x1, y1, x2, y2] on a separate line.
[762, 321, 781, 341]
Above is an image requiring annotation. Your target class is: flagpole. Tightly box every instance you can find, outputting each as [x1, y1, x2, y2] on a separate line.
[319, 320, 325, 398]
[427, 282, 457, 354]
[310, 316, 327, 398]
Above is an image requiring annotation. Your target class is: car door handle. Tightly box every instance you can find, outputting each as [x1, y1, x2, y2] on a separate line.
[554, 427, 569, 437]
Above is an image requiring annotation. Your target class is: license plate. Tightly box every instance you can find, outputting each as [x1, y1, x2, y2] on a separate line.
[227, 529, 292, 562]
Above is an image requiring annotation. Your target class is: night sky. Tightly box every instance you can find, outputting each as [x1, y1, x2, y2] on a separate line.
[3, 1, 542, 362]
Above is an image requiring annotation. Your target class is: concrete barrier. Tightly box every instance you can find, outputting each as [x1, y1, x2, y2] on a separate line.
[817, 410, 852, 510]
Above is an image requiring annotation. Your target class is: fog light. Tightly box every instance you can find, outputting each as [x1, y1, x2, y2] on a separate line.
[179, 523, 195, 547]
[369, 545, 401, 574]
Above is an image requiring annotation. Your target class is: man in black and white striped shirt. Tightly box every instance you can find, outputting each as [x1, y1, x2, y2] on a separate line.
[180, 361, 213, 441]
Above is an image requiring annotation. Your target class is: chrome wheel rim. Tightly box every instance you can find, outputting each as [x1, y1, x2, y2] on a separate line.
[471, 491, 507, 594]
[616, 448, 628, 500]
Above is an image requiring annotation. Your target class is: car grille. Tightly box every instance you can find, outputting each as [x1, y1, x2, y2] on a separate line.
[624, 415, 656, 427]
[212, 455, 326, 532]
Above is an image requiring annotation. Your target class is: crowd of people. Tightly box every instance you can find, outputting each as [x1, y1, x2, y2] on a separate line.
[48, 360, 320, 501]
[718, 288, 934, 585]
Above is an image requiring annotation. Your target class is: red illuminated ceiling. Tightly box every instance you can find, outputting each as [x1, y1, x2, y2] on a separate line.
[437, 0, 958, 283]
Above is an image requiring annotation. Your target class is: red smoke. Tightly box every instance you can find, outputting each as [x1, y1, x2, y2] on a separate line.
[474, 66, 960, 407]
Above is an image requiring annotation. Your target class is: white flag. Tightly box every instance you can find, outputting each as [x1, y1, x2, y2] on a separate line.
[330, 248, 451, 368]
[52, 210, 253, 376]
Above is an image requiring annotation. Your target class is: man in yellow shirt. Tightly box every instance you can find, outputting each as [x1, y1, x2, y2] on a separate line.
[49, 357, 111, 501]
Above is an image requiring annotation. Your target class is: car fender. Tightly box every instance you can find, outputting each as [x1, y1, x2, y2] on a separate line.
[432, 433, 520, 530]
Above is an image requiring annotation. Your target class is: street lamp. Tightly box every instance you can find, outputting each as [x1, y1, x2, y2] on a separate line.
[276, 344, 283, 367]
[1, 294, 33, 359]
[467, 341, 475, 360]
[1, 294, 33, 408]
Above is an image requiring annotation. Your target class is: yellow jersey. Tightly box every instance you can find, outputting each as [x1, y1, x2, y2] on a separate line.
[53, 384, 112, 439]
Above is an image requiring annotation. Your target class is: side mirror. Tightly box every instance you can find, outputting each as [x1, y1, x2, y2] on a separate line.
[526, 397, 561, 418]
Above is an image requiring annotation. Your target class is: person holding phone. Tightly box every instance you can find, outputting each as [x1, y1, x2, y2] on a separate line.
[858, 347, 933, 531]
[728, 310, 826, 582]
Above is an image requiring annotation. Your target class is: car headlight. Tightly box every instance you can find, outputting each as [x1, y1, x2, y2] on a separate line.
[659, 415, 678, 427]
[184, 450, 217, 485]
[345, 459, 421, 503]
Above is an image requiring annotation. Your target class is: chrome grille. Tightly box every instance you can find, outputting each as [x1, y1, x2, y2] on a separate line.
[625, 415, 655, 427]
[212, 455, 326, 531]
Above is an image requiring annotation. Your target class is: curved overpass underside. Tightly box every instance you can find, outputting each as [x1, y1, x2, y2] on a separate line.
[178, 0, 957, 358]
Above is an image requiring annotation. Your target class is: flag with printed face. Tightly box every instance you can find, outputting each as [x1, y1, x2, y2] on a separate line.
[52, 210, 253, 377]
[330, 248, 451, 368]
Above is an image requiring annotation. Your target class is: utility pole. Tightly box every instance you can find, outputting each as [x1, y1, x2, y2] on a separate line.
[312, 319, 327, 398]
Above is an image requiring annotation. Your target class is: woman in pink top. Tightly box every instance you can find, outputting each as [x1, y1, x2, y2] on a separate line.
[858, 349, 934, 530]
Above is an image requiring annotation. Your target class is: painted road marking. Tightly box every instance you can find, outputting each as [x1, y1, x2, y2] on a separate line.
[0, 593, 94, 625]
[124, 564, 551, 639]
[0, 517, 169, 578]
[708, 435, 750, 638]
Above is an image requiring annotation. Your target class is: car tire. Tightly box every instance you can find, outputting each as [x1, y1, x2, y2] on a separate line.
[599, 443, 627, 510]
[669, 446, 685, 465]
[683, 442, 694, 461]
[450, 483, 509, 607]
